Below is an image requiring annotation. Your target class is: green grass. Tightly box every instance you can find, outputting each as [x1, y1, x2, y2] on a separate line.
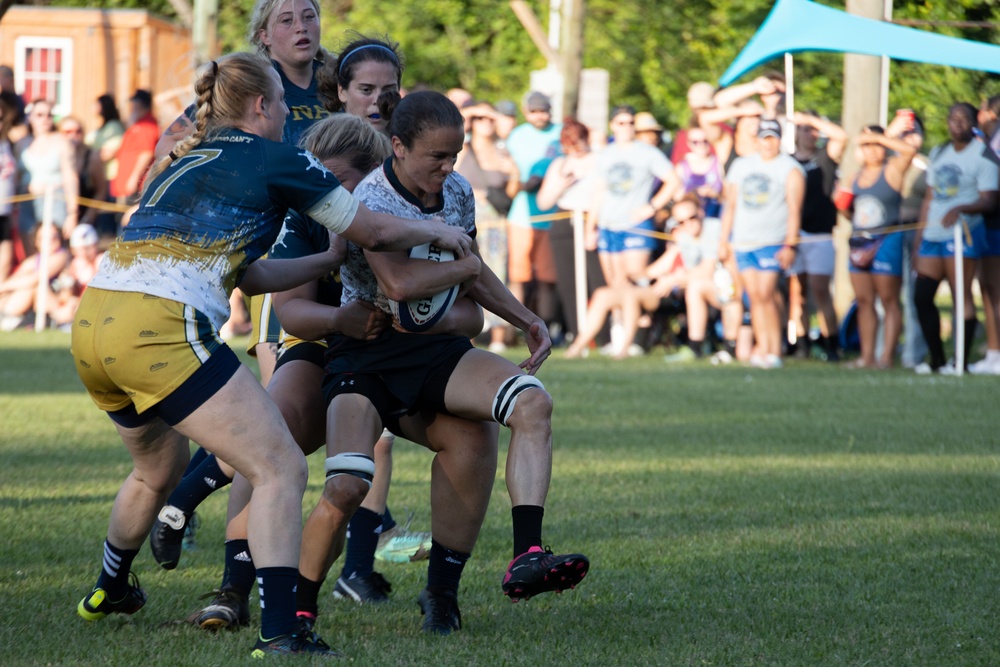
[2, 330, 999, 666]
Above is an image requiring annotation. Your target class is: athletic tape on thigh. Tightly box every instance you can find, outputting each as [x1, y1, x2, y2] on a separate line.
[324, 452, 376, 486]
[492, 375, 545, 426]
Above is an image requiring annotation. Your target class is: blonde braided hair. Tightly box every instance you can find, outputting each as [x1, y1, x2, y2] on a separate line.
[144, 52, 274, 189]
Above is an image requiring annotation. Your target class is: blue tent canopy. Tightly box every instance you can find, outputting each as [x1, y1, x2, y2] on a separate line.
[719, 0, 1000, 86]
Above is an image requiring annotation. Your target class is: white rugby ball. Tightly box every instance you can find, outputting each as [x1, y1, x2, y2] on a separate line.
[387, 242, 459, 333]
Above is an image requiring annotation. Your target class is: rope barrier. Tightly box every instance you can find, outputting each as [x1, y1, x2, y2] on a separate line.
[0, 192, 132, 213]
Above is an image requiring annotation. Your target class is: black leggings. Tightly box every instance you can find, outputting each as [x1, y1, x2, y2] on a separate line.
[914, 275, 977, 369]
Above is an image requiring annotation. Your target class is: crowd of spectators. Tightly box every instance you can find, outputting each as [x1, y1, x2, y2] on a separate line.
[438, 76, 1000, 374]
[0, 84, 156, 330]
[2, 65, 999, 376]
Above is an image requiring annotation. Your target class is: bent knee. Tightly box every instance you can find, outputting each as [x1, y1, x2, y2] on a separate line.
[506, 387, 553, 427]
[322, 474, 369, 509]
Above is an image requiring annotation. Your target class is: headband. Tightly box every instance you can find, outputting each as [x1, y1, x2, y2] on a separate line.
[338, 44, 398, 76]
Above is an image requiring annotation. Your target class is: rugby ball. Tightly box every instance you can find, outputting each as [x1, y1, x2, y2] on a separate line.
[387, 242, 459, 333]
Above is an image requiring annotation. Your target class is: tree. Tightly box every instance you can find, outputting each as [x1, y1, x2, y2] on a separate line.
[32, 0, 1000, 144]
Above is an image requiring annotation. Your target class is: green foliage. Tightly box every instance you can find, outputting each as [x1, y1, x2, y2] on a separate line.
[38, 0, 1000, 142]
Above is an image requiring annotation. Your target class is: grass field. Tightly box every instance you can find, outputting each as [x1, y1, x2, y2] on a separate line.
[2, 329, 999, 666]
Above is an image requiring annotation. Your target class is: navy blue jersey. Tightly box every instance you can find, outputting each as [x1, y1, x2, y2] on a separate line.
[270, 210, 344, 309]
[90, 129, 348, 329]
[276, 59, 331, 147]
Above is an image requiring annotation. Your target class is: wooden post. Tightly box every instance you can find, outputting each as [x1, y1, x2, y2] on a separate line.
[835, 0, 886, 316]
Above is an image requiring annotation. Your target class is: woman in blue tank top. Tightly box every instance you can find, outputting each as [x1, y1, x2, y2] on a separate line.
[846, 125, 916, 368]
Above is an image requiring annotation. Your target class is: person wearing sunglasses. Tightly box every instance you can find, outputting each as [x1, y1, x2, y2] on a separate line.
[585, 104, 681, 353]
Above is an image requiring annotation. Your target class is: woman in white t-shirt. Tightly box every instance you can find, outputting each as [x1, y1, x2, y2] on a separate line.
[913, 103, 999, 374]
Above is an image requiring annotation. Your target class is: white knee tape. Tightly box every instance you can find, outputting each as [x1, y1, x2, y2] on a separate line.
[491, 375, 545, 426]
[324, 452, 376, 486]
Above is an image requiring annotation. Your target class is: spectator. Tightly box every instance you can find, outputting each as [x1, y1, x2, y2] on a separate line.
[493, 99, 518, 145]
[505, 91, 562, 331]
[845, 125, 917, 369]
[20, 99, 79, 246]
[586, 104, 680, 292]
[59, 116, 106, 231]
[0, 93, 16, 282]
[537, 117, 603, 345]
[971, 94, 1000, 375]
[913, 103, 999, 374]
[634, 111, 669, 156]
[718, 119, 804, 369]
[110, 89, 159, 207]
[47, 223, 104, 329]
[456, 101, 515, 351]
[699, 100, 765, 173]
[787, 111, 848, 361]
[675, 124, 725, 217]
[89, 94, 125, 239]
[0, 223, 70, 330]
[665, 195, 743, 363]
[672, 81, 732, 165]
[714, 72, 786, 122]
[566, 194, 717, 360]
[0, 65, 26, 132]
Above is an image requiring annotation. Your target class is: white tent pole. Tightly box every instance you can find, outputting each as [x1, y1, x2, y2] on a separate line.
[783, 52, 796, 154]
[954, 222, 964, 375]
[34, 186, 55, 333]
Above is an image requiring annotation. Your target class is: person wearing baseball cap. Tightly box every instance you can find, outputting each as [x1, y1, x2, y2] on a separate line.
[757, 118, 782, 140]
[504, 90, 562, 328]
[493, 99, 518, 142]
[718, 112, 805, 369]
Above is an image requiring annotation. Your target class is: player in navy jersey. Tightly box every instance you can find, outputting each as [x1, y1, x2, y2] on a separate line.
[154, 0, 330, 387]
[145, 0, 341, 570]
[310, 91, 588, 635]
[72, 53, 470, 659]
[317, 31, 402, 135]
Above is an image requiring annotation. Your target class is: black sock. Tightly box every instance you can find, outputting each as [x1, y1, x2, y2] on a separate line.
[341, 507, 381, 580]
[687, 338, 704, 357]
[221, 539, 255, 596]
[963, 317, 978, 369]
[511, 505, 544, 558]
[381, 506, 397, 532]
[257, 567, 298, 639]
[724, 339, 737, 356]
[166, 454, 232, 515]
[295, 574, 324, 618]
[183, 446, 210, 477]
[426, 540, 470, 594]
[95, 539, 139, 600]
[914, 276, 945, 368]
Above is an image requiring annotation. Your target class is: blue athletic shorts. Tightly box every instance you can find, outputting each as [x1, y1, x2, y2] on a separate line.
[918, 224, 986, 260]
[849, 232, 903, 276]
[736, 244, 783, 272]
[598, 218, 659, 254]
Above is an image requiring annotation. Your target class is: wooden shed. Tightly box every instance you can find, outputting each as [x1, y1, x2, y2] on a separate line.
[0, 5, 194, 133]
